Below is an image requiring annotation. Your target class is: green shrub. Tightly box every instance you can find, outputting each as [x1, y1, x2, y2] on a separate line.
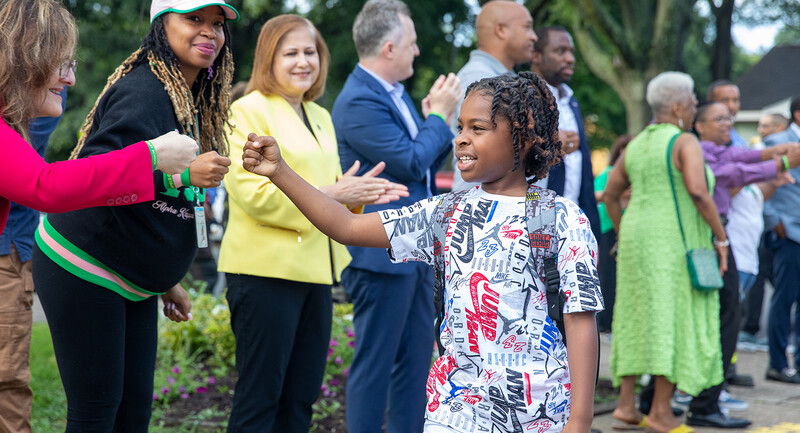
[157, 285, 236, 375]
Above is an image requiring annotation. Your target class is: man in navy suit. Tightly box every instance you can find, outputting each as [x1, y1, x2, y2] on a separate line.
[531, 26, 600, 243]
[762, 95, 800, 384]
[331, 1, 460, 432]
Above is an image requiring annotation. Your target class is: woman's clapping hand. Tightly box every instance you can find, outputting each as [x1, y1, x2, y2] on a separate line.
[325, 161, 409, 206]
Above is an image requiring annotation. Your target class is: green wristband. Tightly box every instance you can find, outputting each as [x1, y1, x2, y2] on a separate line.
[428, 111, 446, 123]
[146, 140, 157, 170]
[180, 168, 192, 188]
[164, 172, 176, 190]
[782, 155, 790, 172]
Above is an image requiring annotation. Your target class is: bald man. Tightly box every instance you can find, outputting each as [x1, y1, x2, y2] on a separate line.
[758, 113, 789, 140]
[451, 0, 537, 191]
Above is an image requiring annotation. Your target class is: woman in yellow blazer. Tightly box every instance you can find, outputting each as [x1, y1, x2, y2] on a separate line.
[219, 15, 407, 432]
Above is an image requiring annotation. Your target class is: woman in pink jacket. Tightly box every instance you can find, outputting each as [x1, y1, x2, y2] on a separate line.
[0, 0, 199, 234]
[0, 3, 198, 431]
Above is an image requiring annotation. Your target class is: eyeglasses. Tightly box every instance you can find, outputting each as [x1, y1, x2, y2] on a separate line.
[706, 115, 734, 125]
[58, 60, 78, 79]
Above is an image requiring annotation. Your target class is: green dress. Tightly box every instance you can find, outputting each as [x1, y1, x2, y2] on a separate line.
[609, 123, 723, 396]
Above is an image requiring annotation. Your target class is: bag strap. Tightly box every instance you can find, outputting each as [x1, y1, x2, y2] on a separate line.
[432, 189, 469, 355]
[665, 132, 690, 253]
[523, 188, 564, 343]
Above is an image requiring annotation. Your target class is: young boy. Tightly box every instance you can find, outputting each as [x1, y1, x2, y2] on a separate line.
[241, 72, 603, 433]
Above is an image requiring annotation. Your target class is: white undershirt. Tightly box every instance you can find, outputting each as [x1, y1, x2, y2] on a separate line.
[546, 82, 581, 204]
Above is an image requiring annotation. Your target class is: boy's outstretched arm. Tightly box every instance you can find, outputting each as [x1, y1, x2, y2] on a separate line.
[242, 134, 391, 249]
[562, 311, 598, 433]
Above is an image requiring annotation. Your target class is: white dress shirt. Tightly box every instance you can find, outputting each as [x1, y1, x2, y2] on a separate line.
[358, 64, 431, 196]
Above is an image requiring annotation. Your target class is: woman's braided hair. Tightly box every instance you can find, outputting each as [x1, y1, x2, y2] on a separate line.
[463, 71, 561, 182]
[70, 15, 233, 159]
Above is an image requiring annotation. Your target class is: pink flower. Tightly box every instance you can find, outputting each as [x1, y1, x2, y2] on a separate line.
[196, 386, 208, 394]
[320, 384, 328, 392]
[323, 389, 331, 397]
[208, 376, 216, 385]
[161, 387, 170, 395]
[152, 394, 159, 401]
[348, 341, 355, 348]
[330, 378, 340, 386]
[167, 377, 175, 385]
[179, 386, 187, 393]
[171, 366, 181, 374]
[181, 393, 189, 399]
[343, 367, 350, 377]
[334, 356, 343, 365]
[346, 327, 355, 338]
[329, 339, 339, 347]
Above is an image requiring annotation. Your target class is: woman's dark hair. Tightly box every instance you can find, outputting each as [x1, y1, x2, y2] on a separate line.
[72, 13, 234, 158]
[463, 71, 561, 181]
[608, 134, 632, 166]
[690, 100, 720, 137]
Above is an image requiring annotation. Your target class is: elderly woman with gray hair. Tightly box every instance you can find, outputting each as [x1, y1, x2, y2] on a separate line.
[603, 72, 728, 433]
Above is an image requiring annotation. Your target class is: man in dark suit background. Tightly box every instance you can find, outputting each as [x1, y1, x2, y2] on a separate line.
[531, 26, 600, 243]
[331, 1, 460, 432]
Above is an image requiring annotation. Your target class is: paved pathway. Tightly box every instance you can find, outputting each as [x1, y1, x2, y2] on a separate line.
[591, 335, 800, 432]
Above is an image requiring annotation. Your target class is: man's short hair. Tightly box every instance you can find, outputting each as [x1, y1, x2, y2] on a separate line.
[766, 113, 789, 128]
[352, 0, 411, 59]
[706, 79, 737, 101]
[533, 25, 569, 52]
[790, 95, 800, 120]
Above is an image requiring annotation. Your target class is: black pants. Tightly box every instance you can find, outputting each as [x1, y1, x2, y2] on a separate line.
[742, 234, 773, 335]
[33, 247, 158, 433]
[225, 274, 332, 433]
[689, 247, 740, 415]
[596, 230, 617, 332]
[641, 248, 739, 415]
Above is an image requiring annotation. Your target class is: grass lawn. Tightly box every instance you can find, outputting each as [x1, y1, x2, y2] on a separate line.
[30, 322, 225, 433]
[30, 323, 66, 432]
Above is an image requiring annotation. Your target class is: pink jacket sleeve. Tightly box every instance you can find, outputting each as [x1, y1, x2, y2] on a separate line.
[1, 119, 154, 214]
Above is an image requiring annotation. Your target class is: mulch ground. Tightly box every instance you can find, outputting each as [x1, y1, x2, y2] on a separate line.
[160, 374, 617, 432]
[159, 373, 349, 431]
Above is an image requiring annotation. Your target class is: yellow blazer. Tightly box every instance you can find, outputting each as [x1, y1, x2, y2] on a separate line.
[218, 92, 351, 284]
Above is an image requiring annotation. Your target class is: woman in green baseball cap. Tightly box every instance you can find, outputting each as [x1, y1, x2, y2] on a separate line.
[34, 1, 239, 431]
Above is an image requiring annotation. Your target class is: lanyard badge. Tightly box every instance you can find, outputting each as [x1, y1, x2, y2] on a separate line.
[194, 186, 208, 248]
[186, 119, 209, 249]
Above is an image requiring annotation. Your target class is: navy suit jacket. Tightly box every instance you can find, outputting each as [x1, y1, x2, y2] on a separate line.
[332, 65, 453, 275]
[546, 96, 601, 242]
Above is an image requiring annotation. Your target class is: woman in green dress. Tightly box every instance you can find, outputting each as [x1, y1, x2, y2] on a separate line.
[603, 72, 729, 433]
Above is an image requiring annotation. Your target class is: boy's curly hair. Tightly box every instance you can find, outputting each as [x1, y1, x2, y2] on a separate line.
[463, 71, 561, 181]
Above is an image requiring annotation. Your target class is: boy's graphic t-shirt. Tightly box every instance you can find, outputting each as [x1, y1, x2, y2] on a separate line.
[380, 187, 603, 433]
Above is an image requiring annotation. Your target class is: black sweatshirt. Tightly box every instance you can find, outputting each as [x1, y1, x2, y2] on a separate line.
[48, 65, 200, 293]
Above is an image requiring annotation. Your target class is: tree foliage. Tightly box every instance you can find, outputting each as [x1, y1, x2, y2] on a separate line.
[551, 0, 696, 135]
[46, 0, 788, 161]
